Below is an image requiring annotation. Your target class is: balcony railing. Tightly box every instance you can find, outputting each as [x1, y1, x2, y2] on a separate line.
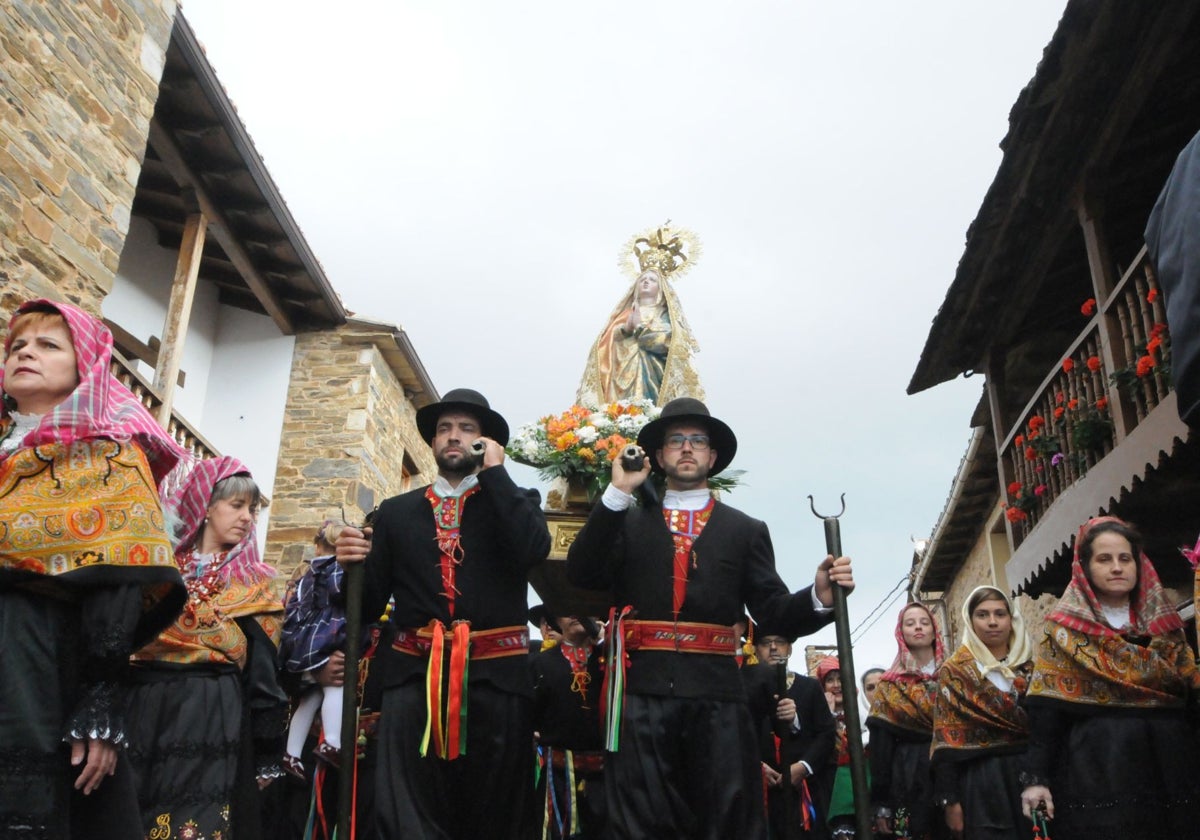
[110, 351, 219, 461]
[999, 246, 1170, 541]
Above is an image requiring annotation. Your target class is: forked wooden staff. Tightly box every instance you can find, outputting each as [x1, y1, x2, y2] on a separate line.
[338, 528, 367, 839]
[809, 494, 871, 840]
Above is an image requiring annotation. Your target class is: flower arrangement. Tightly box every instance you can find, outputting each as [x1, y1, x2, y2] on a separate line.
[508, 399, 743, 500]
[508, 400, 661, 496]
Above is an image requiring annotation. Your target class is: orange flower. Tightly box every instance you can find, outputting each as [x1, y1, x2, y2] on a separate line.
[1095, 397, 1109, 411]
[1062, 358, 1075, 373]
[1150, 322, 1168, 339]
[594, 438, 611, 451]
[1086, 356, 1101, 372]
[1147, 336, 1163, 354]
[578, 447, 596, 463]
[555, 432, 577, 451]
[1067, 398, 1079, 410]
[1081, 298, 1097, 316]
[1147, 288, 1159, 303]
[1136, 355, 1155, 377]
[1028, 416, 1046, 432]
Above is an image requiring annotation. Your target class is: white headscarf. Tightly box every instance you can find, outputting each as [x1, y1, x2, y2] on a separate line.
[960, 585, 1033, 681]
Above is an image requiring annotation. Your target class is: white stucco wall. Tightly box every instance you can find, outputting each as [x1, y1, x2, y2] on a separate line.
[106, 217, 297, 553]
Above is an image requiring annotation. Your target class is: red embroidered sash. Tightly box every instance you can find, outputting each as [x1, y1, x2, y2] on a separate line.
[425, 485, 480, 618]
[663, 500, 714, 619]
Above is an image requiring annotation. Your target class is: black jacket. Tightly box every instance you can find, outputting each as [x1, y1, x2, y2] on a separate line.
[361, 466, 550, 696]
[566, 499, 833, 701]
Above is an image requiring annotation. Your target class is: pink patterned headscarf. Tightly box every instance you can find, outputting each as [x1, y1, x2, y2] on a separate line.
[166, 454, 273, 583]
[0, 299, 186, 484]
[880, 601, 945, 683]
[1050, 516, 1183, 637]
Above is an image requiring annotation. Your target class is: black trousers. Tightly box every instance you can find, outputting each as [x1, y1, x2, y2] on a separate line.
[374, 681, 534, 840]
[602, 693, 766, 840]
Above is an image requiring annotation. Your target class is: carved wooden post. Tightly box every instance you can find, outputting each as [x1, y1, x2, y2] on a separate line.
[155, 203, 206, 426]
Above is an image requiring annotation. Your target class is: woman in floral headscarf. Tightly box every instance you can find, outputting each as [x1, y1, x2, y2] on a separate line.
[931, 586, 1034, 839]
[126, 456, 287, 839]
[867, 602, 946, 839]
[1019, 517, 1200, 838]
[0, 300, 186, 838]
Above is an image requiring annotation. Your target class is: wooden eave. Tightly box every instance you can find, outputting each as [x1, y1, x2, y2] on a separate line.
[908, 1, 1200, 395]
[345, 317, 439, 410]
[129, 13, 346, 334]
[916, 412, 1000, 593]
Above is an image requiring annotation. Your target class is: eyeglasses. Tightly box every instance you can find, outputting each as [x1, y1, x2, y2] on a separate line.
[663, 433, 711, 451]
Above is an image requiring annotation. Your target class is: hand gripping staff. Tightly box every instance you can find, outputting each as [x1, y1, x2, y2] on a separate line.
[809, 494, 871, 840]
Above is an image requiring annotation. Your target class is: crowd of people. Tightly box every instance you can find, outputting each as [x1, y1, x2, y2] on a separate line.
[2, 298, 1198, 840]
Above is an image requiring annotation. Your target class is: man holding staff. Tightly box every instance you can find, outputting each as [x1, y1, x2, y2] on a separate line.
[567, 397, 854, 840]
[336, 388, 551, 839]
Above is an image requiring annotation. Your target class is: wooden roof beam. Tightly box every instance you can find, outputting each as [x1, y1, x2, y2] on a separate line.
[148, 117, 295, 334]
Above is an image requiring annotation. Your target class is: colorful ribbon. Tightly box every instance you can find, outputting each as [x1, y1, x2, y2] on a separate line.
[600, 605, 633, 752]
[419, 620, 471, 759]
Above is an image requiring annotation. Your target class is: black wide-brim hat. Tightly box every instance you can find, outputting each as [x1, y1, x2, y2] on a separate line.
[416, 388, 510, 446]
[636, 397, 737, 476]
[527, 603, 560, 632]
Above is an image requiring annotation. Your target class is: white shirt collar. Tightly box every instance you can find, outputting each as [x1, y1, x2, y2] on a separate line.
[433, 473, 480, 498]
[662, 487, 713, 511]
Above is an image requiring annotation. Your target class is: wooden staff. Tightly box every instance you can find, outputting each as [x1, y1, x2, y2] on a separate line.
[808, 494, 870, 840]
[337, 545, 365, 838]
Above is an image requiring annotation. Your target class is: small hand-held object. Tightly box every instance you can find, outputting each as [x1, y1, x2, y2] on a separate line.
[620, 444, 645, 472]
[470, 439, 487, 463]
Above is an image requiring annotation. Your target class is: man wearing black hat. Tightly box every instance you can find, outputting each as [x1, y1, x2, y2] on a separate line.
[746, 628, 837, 839]
[566, 397, 854, 840]
[336, 388, 550, 839]
[531, 613, 606, 839]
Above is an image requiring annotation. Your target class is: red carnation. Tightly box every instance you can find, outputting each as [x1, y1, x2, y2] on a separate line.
[1136, 355, 1155, 377]
[1062, 358, 1075, 373]
[1081, 298, 1097, 316]
[1086, 356, 1101, 372]
[1007, 481, 1022, 496]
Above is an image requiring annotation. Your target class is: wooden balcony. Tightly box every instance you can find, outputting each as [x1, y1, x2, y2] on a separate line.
[999, 246, 1172, 542]
[110, 351, 219, 461]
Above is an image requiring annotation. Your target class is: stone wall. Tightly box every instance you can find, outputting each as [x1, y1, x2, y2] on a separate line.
[0, 1, 176, 317]
[265, 324, 436, 577]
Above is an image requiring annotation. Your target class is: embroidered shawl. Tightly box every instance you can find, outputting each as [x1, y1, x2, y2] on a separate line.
[931, 644, 1031, 757]
[869, 603, 944, 736]
[0, 437, 185, 647]
[1028, 517, 1200, 710]
[0, 300, 185, 484]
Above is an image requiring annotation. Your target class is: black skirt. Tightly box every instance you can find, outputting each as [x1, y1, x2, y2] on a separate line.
[125, 668, 243, 838]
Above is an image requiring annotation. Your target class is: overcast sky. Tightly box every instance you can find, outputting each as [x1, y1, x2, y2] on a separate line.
[182, 1, 1068, 673]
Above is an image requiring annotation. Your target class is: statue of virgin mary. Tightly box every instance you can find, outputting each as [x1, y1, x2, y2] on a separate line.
[576, 224, 704, 406]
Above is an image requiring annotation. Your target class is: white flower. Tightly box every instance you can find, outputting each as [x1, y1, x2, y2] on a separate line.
[576, 425, 599, 445]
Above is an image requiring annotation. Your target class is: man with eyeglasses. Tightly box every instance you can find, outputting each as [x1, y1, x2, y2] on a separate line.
[746, 628, 837, 839]
[567, 397, 854, 840]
